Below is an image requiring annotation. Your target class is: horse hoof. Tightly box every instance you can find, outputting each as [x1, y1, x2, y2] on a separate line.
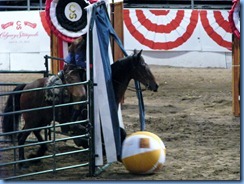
[73, 138, 89, 148]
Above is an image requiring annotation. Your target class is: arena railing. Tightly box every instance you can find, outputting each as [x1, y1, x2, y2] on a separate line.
[0, 0, 45, 11]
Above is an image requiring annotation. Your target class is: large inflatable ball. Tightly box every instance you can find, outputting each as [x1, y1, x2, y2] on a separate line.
[121, 131, 166, 174]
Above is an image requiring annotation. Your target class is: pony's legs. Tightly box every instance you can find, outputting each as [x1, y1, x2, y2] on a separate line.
[28, 130, 48, 161]
[17, 130, 31, 168]
[71, 108, 81, 122]
[70, 104, 83, 130]
[70, 103, 89, 148]
[18, 129, 48, 167]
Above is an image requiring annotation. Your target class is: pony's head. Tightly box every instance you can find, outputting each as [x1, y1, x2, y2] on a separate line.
[131, 50, 158, 92]
[63, 65, 86, 103]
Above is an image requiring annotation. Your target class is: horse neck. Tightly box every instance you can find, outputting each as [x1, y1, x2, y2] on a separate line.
[112, 58, 133, 105]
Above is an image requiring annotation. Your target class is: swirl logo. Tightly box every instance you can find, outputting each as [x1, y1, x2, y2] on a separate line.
[65, 2, 82, 22]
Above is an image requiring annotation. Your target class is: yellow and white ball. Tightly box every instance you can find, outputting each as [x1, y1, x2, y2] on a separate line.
[121, 131, 166, 174]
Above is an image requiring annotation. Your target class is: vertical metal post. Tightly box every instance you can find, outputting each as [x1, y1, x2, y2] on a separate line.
[52, 87, 57, 172]
[27, 0, 30, 10]
[44, 55, 49, 77]
[39, 0, 43, 10]
[12, 94, 17, 177]
[134, 81, 145, 131]
[88, 7, 96, 177]
[44, 55, 49, 141]
[191, 0, 194, 9]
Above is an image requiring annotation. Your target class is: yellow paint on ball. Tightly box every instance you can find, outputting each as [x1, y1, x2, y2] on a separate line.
[121, 131, 166, 174]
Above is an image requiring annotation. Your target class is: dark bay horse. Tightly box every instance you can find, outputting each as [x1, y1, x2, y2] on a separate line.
[73, 49, 159, 150]
[2, 49, 158, 167]
[112, 49, 158, 105]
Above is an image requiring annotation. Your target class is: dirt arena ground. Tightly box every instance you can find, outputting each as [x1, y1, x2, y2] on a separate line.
[0, 65, 240, 180]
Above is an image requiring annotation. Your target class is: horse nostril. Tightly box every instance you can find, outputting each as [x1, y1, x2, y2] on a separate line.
[154, 84, 159, 92]
[148, 83, 158, 92]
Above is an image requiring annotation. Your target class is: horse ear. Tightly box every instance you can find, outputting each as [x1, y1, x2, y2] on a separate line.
[138, 49, 143, 57]
[136, 49, 143, 60]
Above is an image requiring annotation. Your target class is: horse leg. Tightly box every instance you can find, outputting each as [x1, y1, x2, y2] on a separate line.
[70, 104, 83, 131]
[71, 108, 81, 122]
[71, 119, 89, 148]
[28, 130, 47, 163]
[117, 127, 127, 162]
[80, 104, 87, 120]
[70, 99, 91, 147]
[18, 131, 31, 168]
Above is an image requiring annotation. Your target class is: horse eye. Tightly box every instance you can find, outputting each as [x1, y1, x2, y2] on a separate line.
[142, 62, 147, 67]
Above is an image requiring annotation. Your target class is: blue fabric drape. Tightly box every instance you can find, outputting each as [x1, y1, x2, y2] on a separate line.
[92, 2, 145, 157]
[93, 5, 123, 156]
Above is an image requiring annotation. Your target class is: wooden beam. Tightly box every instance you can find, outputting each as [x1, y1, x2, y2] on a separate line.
[50, 32, 62, 74]
[111, 2, 124, 62]
[232, 35, 240, 116]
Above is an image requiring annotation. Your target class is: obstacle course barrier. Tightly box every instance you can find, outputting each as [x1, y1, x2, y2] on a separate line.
[0, 57, 93, 180]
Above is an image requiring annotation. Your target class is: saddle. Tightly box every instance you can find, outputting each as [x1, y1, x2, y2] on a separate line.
[44, 75, 70, 104]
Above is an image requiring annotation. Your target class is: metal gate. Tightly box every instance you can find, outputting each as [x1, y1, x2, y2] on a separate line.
[0, 57, 95, 180]
[0, 1, 123, 179]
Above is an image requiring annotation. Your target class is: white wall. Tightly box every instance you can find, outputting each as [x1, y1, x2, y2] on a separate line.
[0, 53, 50, 71]
[0, 11, 50, 71]
[126, 50, 232, 69]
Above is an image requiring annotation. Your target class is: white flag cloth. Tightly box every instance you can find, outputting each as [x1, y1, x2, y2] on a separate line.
[86, 0, 123, 165]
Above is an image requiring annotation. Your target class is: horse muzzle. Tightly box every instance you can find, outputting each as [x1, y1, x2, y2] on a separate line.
[147, 83, 158, 92]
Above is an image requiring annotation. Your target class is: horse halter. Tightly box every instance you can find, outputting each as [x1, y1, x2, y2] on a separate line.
[113, 54, 148, 92]
[129, 54, 152, 89]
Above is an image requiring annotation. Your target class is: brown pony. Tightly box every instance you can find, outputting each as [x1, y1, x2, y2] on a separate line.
[2, 65, 86, 168]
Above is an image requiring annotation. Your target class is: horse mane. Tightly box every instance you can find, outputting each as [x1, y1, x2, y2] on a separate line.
[63, 64, 79, 73]
[111, 55, 134, 75]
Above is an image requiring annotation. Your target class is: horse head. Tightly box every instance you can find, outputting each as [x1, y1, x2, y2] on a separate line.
[131, 50, 159, 92]
[63, 65, 86, 102]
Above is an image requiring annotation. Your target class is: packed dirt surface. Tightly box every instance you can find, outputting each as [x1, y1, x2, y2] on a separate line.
[0, 66, 240, 180]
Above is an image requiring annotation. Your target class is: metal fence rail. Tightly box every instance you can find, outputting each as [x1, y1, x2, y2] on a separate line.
[0, 70, 47, 124]
[0, 79, 92, 180]
[0, 0, 45, 11]
[0, 47, 99, 180]
[123, 0, 232, 9]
